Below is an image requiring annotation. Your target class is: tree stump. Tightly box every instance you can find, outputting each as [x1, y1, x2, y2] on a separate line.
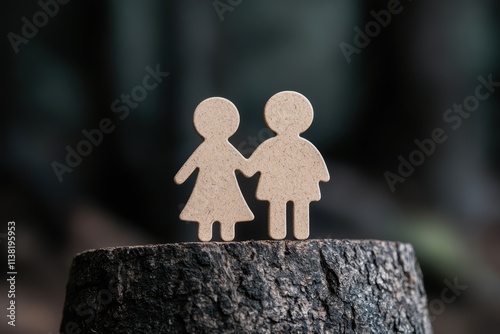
[60, 240, 433, 333]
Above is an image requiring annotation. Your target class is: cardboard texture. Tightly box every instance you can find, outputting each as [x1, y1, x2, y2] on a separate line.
[247, 91, 330, 239]
[175, 91, 329, 241]
[174, 97, 254, 241]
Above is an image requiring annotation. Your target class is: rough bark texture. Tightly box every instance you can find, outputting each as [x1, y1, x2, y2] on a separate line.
[60, 240, 432, 334]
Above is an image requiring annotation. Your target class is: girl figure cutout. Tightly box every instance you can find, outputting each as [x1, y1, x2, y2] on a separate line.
[247, 91, 330, 240]
[174, 97, 254, 242]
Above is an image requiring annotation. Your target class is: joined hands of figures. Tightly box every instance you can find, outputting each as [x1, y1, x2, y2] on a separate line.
[174, 91, 330, 242]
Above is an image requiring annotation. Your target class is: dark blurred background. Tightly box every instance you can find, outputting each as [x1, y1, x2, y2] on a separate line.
[1, 0, 500, 333]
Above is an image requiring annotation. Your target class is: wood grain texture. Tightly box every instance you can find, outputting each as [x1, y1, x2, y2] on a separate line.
[60, 240, 433, 334]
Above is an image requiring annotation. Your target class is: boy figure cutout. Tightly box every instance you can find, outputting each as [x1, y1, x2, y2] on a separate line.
[174, 97, 254, 242]
[246, 91, 330, 240]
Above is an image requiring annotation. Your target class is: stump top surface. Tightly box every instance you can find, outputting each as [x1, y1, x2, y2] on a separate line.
[76, 239, 406, 257]
[62, 239, 432, 334]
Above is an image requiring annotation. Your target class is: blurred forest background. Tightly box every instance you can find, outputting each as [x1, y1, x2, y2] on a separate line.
[1, 0, 500, 333]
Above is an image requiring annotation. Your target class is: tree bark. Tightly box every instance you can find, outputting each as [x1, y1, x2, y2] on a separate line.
[60, 240, 433, 333]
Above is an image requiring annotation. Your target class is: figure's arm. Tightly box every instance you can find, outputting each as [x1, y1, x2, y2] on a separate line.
[240, 146, 262, 177]
[307, 143, 330, 182]
[243, 138, 275, 177]
[174, 153, 198, 185]
[234, 150, 253, 178]
[318, 159, 330, 182]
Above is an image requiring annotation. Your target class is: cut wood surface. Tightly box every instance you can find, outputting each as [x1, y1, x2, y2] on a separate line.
[60, 239, 433, 334]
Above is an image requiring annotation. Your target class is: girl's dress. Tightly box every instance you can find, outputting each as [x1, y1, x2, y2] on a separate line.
[180, 141, 254, 224]
[251, 137, 328, 203]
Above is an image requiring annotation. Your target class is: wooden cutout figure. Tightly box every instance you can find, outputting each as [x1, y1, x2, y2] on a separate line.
[246, 91, 330, 240]
[174, 97, 254, 242]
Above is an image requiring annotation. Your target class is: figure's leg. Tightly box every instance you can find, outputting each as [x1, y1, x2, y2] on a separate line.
[198, 221, 213, 242]
[293, 201, 310, 240]
[220, 222, 235, 242]
[269, 201, 286, 240]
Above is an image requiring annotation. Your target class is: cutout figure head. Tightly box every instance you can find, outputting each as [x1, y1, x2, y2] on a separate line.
[264, 91, 314, 136]
[194, 97, 240, 139]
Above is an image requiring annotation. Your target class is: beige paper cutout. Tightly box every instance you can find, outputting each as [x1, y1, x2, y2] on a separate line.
[174, 97, 254, 242]
[246, 91, 330, 240]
